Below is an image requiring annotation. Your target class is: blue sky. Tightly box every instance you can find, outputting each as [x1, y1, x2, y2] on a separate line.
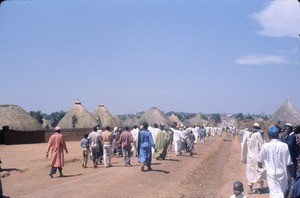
[0, 0, 299, 115]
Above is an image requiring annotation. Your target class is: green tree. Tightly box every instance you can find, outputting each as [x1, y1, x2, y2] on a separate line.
[72, 115, 78, 128]
[201, 114, 208, 120]
[211, 113, 221, 123]
[234, 113, 244, 121]
[50, 111, 66, 127]
[244, 114, 254, 120]
[29, 110, 44, 124]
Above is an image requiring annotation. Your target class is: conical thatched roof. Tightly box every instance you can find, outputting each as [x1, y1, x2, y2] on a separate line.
[169, 114, 183, 126]
[113, 115, 122, 127]
[58, 99, 97, 129]
[93, 103, 118, 128]
[138, 107, 172, 126]
[269, 99, 300, 125]
[0, 104, 44, 131]
[185, 114, 208, 126]
[121, 116, 139, 127]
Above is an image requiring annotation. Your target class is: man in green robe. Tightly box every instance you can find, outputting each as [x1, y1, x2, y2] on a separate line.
[154, 124, 169, 160]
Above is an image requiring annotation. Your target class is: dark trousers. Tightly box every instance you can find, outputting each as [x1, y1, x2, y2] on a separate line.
[91, 149, 98, 166]
[189, 142, 194, 156]
[50, 167, 62, 175]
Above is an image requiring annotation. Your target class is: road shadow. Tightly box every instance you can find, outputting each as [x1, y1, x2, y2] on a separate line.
[151, 162, 162, 165]
[165, 159, 179, 162]
[147, 169, 170, 174]
[1, 168, 23, 172]
[59, 173, 83, 178]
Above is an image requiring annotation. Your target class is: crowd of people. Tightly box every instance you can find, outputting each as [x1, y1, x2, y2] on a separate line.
[240, 122, 300, 198]
[44, 121, 300, 197]
[46, 122, 217, 177]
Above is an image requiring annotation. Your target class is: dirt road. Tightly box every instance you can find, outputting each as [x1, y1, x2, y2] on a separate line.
[0, 135, 269, 198]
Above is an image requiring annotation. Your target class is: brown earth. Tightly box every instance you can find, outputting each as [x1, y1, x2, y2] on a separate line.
[0, 135, 270, 198]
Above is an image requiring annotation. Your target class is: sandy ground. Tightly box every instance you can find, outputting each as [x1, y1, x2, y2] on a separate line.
[0, 135, 270, 198]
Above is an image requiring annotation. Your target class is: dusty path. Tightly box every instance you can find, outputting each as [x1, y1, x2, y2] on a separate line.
[0, 135, 269, 198]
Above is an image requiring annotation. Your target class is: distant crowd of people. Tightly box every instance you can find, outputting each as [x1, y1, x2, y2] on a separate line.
[45, 122, 221, 177]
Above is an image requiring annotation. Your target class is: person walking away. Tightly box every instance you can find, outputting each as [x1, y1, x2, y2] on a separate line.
[96, 126, 103, 165]
[88, 125, 100, 168]
[187, 130, 196, 157]
[130, 125, 139, 157]
[119, 126, 134, 166]
[241, 123, 266, 194]
[199, 126, 206, 145]
[154, 124, 169, 160]
[80, 133, 89, 168]
[150, 123, 160, 157]
[171, 127, 182, 156]
[281, 123, 298, 179]
[181, 126, 188, 153]
[46, 126, 68, 178]
[166, 127, 174, 152]
[295, 125, 300, 176]
[100, 126, 113, 168]
[258, 125, 293, 197]
[192, 125, 199, 144]
[138, 122, 156, 171]
[230, 181, 247, 198]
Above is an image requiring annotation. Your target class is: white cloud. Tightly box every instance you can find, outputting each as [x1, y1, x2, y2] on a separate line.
[251, 0, 300, 38]
[236, 55, 289, 65]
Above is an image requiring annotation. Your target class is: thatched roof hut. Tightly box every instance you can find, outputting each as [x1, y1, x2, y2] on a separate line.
[113, 115, 122, 126]
[269, 99, 300, 125]
[42, 118, 52, 129]
[121, 116, 139, 127]
[0, 104, 45, 144]
[169, 114, 183, 126]
[138, 107, 172, 126]
[185, 114, 208, 126]
[93, 103, 118, 128]
[58, 99, 97, 129]
[0, 104, 44, 131]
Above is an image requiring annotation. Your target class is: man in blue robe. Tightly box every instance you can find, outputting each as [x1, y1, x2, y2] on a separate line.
[138, 122, 156, 172]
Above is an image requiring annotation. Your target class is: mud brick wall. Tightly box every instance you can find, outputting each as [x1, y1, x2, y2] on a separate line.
[4, 129, 45, 145]
[45, 128, 91, 142]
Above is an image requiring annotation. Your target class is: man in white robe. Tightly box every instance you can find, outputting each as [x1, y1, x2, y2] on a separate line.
[171, 127, 182, 156]
[192, 126, 199, 144]
[149, 124, 160, 156]
[130, 125, 139, 157]
[258, 126, 293, 198]
[241, 123, 266, 194]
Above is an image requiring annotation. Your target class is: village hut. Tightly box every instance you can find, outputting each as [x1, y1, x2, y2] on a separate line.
[42, 118, 52, 129]
[185, 114, 208, 126]
[121, 116, 139, 127]
[169, 114, 183, 127]
[138, 107, 172, 126]
[57, 99, 97, 129]
[93, 103, 118, 128]
[113, 115, 122, 127]
[269, 99, 300, 125]
[0, 104, 45, 144]
[222, 115, 238, 125]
